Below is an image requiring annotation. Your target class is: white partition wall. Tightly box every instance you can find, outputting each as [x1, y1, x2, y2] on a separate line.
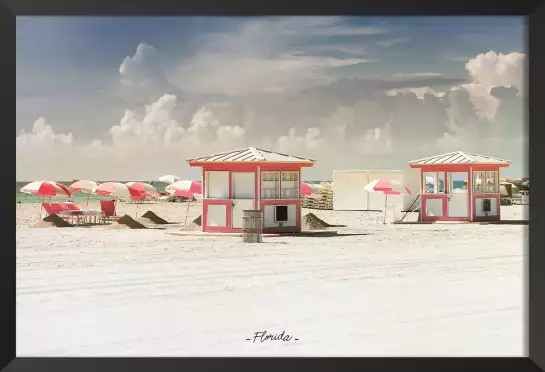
[333, 169, 419, 211]
[403, 168, 421, 211]
[332, 171, 370, 210]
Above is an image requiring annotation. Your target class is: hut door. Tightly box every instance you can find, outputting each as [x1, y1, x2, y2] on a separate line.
[447, 172, 469, 218]
[231, 172, 256, 228]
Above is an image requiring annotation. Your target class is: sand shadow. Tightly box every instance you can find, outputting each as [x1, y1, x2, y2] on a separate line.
[275, 232, 370, 238]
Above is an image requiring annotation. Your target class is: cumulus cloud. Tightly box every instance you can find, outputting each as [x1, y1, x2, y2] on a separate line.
[118, 43, 183, 105]
[16, 47, 528, 181]
[16, 117, 74, 149]
[465, 51, 526, 91]
[119, 43, 168, 88]
[461, 51, 526, 120]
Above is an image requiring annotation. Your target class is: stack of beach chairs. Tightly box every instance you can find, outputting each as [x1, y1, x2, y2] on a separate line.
[301, 182, 334, 210]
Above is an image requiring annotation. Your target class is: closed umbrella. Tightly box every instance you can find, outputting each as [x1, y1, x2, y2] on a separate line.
[69, 180, 99, 209]
[20, 180, 72, 219]
[364, 178, 411, 224]
[92, 182, 143, 217]
[158, 175, 181, 184]
[165, 180, 202, 227]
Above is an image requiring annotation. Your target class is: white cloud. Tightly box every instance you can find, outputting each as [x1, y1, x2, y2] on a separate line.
[376, 37, 410, 47]
[465, 50, 526, 91]
[119, 43, 167, 88]
[386, 87, 445, 99]
[394, 72, 443, 78]
[16, 47, 528, 181]
[175, 53, 368, 96]
[170, 18, 375, 96]
[460, 51, 526, 120]
[16, 117, 74, 149]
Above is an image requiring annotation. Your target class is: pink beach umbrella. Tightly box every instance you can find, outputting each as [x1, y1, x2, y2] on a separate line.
[125, 182, 160, 218]
[165, 180, 202, 196]
[92, 182, 144, 217]
[301, 182, 322, 198]
[125, 182, 160, 198]
[165, 180, 202, 227]
[20, 180, 72, 219]
[364, 178, 411, 224]
[69, 180, 99, 209]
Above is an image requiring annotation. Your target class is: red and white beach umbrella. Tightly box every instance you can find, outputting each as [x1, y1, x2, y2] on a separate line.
[364, 178, 411, 224]
[301, 182, 322, 198]
[20, 180, 72, 219]
[92, 182, 143, 199]
[20, 180, 72, 198]
[92, 182, 144, 218]
[125, 182, 160, 198]
[364, 178, 411, 195]
[165, 180, 203, 197]
[69, 180, 99, 193]
[69, 180, 99, 209]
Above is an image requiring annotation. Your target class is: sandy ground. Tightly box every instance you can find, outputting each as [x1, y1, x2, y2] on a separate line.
[16, 202, 528, 356]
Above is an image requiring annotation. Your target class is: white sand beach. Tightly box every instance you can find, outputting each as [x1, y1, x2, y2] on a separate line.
[16, 203, 528, 357]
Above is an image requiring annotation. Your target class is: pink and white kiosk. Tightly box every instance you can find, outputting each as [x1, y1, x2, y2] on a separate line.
[408, 151, 511, 222]
[187, 147, 316, 233]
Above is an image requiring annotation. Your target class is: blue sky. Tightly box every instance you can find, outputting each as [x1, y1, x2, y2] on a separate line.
[16, 16, 525, 94]
[16, 16, 527, 180]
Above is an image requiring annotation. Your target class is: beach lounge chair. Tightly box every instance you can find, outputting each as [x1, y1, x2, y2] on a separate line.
[41, 202, 74, 223]
[41, 202, 55, 215]
[100, 200, 120, 223]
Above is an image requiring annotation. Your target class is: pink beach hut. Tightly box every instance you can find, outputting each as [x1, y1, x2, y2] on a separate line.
[187, 147, 316, 233]
[408, 151, 511, 222]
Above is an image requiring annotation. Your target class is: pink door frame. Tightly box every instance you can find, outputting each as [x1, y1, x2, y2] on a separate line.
[419, 167, 471, 222]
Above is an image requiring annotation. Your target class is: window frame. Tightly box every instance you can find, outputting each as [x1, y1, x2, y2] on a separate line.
[473, 170, 499, 194]
[261, 171, 280, 200]
[423, 171, 446, 195]
[280, 171, 300, 199]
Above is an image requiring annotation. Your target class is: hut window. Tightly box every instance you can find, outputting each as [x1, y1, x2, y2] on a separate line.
[473, 171, 498, 194]
[281, 171, 299, 199]
[473, 171, 485, 193]
[261, 172, 280, 199]
[424, 172, 445, 194]
[485, 171, 499, 193]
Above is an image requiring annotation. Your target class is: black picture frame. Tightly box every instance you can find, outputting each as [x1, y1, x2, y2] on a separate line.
[3, 0, 544, 370]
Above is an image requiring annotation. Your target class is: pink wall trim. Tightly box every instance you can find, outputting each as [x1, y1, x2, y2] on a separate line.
[202, 199, 232, 233]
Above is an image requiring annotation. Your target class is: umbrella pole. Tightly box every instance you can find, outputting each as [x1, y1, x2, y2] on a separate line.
[184, 199, 191, 227]
[39, 196, 44, 220]
[86, 192, 91, 210]
[383, 194, 388, 224]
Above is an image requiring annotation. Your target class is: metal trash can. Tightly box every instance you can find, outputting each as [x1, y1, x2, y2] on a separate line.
[242, 210, 264, 243]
